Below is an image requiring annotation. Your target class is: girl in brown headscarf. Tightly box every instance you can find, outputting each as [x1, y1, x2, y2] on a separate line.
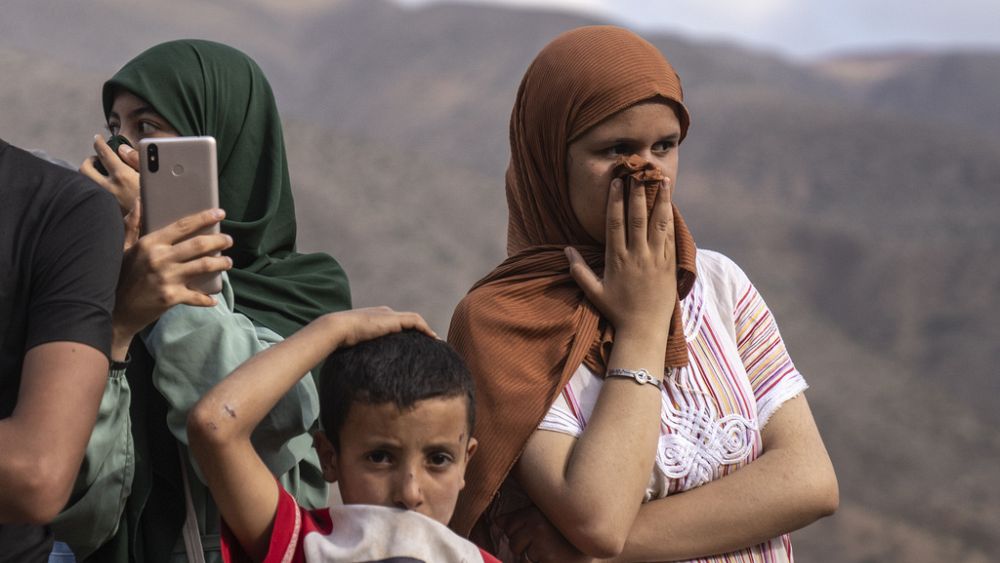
[449, 26, 838, 562]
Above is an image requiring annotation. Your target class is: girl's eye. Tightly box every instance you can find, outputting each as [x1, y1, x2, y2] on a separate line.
[366, 451, 391, 465]
[428, 452, 454, 467]
[653, 140, 677, 153]
[106, 122, 120, 136]
[137, 121, 159, 135]
[606, 144, 630, 156]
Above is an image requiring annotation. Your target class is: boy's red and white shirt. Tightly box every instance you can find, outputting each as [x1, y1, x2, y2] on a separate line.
[222, 484, 499, 563]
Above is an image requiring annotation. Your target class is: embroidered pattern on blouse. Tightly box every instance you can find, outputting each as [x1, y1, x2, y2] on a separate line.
[656, 377, 757, 490]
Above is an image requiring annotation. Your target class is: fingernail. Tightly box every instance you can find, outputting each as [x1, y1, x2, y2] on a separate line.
[224, 234, 233, 245]
[213, 208, 225, 219]
[226, 256, 234, 267]
[93, 134, 102, 142]
[564, 247, 574, 260]
[120, 144, 135, 155]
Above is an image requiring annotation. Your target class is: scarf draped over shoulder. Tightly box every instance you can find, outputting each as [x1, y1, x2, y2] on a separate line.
[448, 26, 697, 534]
[103, 39, 351, 338]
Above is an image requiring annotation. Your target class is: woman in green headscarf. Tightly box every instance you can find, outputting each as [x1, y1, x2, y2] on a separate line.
[57, 40, 352, 563]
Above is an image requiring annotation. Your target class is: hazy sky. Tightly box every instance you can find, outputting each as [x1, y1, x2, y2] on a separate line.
[397, 0, 1000, 59]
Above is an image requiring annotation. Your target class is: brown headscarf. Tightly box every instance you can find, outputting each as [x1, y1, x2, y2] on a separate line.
[448, 26, 698, 534]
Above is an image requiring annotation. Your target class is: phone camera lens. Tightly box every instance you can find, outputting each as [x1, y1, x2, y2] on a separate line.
[147, 144, 159, 173]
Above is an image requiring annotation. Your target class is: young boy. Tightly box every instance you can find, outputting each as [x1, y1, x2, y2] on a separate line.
[188, 307, 499, 562]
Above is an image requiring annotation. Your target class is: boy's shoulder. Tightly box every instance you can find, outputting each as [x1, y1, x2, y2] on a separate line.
[223, 486, 499, 563]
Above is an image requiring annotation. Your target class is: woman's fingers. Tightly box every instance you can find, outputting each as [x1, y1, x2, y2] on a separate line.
[173, 288, 217, 308]
[565, 246, 603, 305]
[117, 143, 140, 171]
[605, 178, 626, 255]
[169, 232, 233, 262]
[587, 174, 678, 332]
[85, 134, 140, 213]
[78, 153, 102, 181]
[94, 135, 138, 184]
[92, 134, 119, 169]
[153, 208, 226, 245]
[626, 176, 648, 248]
[647, 178, 674, 255]
[175, 255, 233, 280]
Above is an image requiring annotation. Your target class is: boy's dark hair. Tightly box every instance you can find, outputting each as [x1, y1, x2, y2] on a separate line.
[319, 330, 476, 450]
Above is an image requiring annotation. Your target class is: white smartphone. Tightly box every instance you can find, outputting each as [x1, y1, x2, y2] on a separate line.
[139, 136, 223, 295]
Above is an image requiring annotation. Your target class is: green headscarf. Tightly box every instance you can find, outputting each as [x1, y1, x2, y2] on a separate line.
[103, 39, 351, 337]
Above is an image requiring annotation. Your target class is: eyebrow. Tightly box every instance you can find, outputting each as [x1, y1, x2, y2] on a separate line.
[423, 441, 461, 453]
[363, 439, 401, 450]
[597, 132, 681, 144]
[108, 106, 161, 121]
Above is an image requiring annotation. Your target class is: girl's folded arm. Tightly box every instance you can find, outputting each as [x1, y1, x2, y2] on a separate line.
[514, 328, 666, 559]
[610, 395, 838, 562]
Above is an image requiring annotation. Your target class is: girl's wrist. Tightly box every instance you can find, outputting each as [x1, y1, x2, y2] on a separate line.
[614, 317, 671, 343]
[110, 321, 140, 362]
[110, 336, 133, 363]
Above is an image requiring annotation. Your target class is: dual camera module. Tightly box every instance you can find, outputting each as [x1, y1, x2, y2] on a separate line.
[147, 143, 159, 173]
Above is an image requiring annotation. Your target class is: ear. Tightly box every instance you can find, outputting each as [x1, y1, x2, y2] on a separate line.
[459, 437, 479, 491]
[313, 431, 339, 483]
[465, 436, 479, 463]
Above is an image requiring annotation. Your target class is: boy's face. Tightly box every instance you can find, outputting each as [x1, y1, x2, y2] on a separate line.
[315, 396, 477, 525]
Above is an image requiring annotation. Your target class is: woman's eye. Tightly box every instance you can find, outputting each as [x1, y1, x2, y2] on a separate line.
[428, 452, 454, 467]
[106, 122, 120, 136]
[653, 140, 677, 152]
[137, 121, 159, 135]
[606, 144, 630, 156]
[366, 451, 391, 465]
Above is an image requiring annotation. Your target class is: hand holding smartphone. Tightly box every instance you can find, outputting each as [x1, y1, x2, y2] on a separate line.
[139, 136, 223, 295]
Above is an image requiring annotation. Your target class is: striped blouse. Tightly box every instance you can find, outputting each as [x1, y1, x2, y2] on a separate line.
[536, 249, 807, 562]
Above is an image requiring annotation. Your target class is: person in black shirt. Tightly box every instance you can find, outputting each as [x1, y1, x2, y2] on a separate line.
[0, 139, 123, 562]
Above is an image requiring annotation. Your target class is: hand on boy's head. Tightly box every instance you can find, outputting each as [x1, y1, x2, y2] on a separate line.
[327, 307, 438, 347]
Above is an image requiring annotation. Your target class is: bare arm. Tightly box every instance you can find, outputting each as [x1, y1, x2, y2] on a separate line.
[187, 307, 434, 562]
[504, 395, 838, 562]
[0, 342, 108, 523]
[612, 394, 838, 561]
[511, 178, 678, 558]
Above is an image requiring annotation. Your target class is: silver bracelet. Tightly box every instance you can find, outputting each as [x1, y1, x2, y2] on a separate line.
[606, 367, 663, 389]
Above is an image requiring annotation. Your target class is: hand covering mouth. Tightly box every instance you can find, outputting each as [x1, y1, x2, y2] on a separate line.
[612, 154, 668, 218]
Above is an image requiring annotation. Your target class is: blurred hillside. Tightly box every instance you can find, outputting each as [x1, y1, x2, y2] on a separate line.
[2, 1, 998, 561]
